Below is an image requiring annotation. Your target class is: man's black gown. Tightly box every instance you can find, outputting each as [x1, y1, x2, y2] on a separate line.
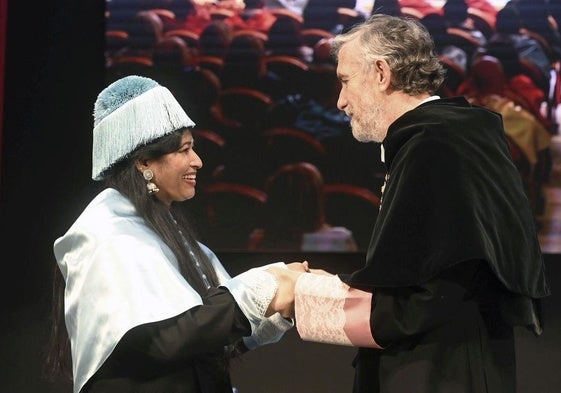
[344, 97, 550, 393]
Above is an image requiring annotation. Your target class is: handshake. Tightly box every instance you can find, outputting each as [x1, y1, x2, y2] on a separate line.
[226, 259, 377, 349]
[262, 261, 379, 349]
[265, 261, 331, 319]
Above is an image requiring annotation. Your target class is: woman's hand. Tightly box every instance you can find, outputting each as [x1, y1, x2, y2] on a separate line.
[265, 266, 304, 318]
[285, 261, 310, 272]
[286, 261, 333, 276]
[265, 262, 334, 318]
[308, 267, 333, 276]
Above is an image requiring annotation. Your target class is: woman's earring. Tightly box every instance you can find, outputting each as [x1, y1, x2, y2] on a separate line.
[143, 169, 159, 194]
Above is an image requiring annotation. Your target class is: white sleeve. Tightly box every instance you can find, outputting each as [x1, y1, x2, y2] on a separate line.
[242, 312, 294, 350]
[220, 262, 285, 331]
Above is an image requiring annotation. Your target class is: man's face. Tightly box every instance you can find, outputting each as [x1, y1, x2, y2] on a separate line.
[336, 42, 387, 143]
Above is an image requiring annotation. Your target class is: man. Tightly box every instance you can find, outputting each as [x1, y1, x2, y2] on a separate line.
[277, 14, 550, 393]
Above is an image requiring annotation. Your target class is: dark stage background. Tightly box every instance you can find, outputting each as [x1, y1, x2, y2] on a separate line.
[1, 1, 560, 392]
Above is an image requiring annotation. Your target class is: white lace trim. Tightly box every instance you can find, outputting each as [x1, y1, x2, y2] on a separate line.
[295, 274, 353, 346]
[221, 263, 283, 331]
[247, 270, 278, 316]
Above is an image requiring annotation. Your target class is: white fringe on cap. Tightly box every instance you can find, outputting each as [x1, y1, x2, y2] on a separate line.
[92, 85, 195, 180]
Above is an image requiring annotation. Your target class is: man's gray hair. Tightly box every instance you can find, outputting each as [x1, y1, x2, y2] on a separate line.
[331, 14, 445, 95]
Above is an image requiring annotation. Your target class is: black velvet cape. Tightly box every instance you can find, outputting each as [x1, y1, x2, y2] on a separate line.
[346, 97, 549, 299]
[341, 97, 551, 393]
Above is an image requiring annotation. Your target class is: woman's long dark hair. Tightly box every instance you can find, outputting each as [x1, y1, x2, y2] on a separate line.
[44, 128, 220, 382]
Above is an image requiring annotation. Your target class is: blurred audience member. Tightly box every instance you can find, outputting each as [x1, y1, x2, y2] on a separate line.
[514, 0, 561, 62]
[460, 56, 551, 169]
[422, 12, 468, 72]
[248, 162, 358, 252]
[106, 10, 164, 82]
[466, 0, 498, 26]
[490, 6, 552, 86]
[265, 17, 313, 63]
[398, 0, 440, 18]
[223, 0, 277, 33]
[443, 0, 487, 46]
[163, 0, 212, 34]
[106, 0, 148, 31]
[477, 40, 552, 129]
[116, 10, 164, 59]
[264, 0, 308, 15]
[152, 35, 198, 70]
[151, 37, 222, 130]
[302, 0, 356, 34]
[221, 33, 281, 95]
[198, 20, 234, 58]
[372, 0, 402, 17]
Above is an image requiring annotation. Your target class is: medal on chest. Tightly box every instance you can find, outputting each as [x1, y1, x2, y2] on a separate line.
[380, 173, 390, 209]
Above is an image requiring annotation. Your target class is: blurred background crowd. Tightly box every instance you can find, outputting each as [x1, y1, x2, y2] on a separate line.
[102, 0, 561, 252]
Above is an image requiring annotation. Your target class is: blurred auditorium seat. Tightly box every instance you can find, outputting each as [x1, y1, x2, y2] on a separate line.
[164, 28, 200, 49]
[300, 28, 334, 48]
[148, 8, 176, 26]
[192, 129, 227, 185]
[438, 54, 467, 97]
[216, 87, 274, 133]
[197, 55, 224, 77]
[269, 8, 304, 26]
[323, 183, 381, 250]
[263, 55, 309, 95]
[467, 7, 495, 40]
[233, 29, 268, 43]
[260, 127, 327, 175]
[200, 182, 267, 250]
[105, 30, 129, 63]
[209, 8, 235, 21]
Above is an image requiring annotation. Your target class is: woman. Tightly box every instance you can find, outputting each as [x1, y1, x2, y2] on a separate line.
[248, 162, 358, 252]
[46, 75, 304, 393]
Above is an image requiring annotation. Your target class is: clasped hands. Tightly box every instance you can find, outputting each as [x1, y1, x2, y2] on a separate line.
[265, 261, 331, 318]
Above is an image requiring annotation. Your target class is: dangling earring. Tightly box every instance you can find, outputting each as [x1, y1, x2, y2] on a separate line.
[143, 169, 159, 194]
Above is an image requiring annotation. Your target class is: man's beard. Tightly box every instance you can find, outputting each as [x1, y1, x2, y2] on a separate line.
[350, 104, 384, 143]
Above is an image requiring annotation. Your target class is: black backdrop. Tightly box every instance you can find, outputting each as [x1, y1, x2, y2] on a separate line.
[1, 0, 106, 310]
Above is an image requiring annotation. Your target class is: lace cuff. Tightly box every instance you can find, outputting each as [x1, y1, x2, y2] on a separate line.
[221, 262, 284, 331]
[295, 273, 382, 348]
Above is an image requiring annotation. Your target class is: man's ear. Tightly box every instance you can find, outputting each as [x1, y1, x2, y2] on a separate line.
[374, 59, 392, 91]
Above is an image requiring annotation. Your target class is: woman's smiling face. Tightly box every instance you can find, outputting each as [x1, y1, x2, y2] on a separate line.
[142, 129, 203, 206]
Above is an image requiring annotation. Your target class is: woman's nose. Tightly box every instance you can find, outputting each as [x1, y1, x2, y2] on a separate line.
[191, 150, 203, 169]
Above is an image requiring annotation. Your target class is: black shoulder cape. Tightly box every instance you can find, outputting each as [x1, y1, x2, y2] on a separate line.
[346, 97, 549, 298]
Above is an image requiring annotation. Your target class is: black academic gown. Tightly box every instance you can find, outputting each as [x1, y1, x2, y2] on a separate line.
[83, 288, 251, 393]
[344, 97, 550, 393]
